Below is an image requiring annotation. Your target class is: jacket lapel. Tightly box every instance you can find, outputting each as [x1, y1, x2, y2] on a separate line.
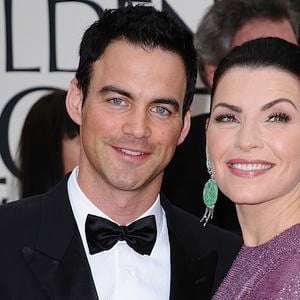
[22, 177, 98, 300]
[21, 181, 218, 299]
[161, 194, 218, 300]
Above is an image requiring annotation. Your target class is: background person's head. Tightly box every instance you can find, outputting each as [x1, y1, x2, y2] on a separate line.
[195, 0, 299, 89]
[75, 5, 197, 117]
[17, 90, 80, 198]
[211, 37, 300, 99]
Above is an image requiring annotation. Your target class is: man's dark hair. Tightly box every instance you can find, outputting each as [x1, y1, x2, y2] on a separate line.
[76, 5, 197, 116]
[211, 37, 300, 100]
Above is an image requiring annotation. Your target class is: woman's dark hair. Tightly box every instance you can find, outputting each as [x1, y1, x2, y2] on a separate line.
[17, 90, 80, 198]
[211, 37, 300, 101]
[76, 5, 197, 116]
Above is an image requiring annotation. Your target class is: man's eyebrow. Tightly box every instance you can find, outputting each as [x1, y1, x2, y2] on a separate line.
[212, 102, 241, 113]
[99, 85, 131, 98]
[262, 98, 297, 111]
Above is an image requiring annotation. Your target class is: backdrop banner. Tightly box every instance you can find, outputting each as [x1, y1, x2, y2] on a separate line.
[0, 0, 213, 203]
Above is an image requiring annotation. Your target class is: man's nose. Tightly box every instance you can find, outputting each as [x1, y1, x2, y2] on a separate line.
[122, 109, 151, 139]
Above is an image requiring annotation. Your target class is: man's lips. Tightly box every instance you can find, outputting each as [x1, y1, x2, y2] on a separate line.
[118, 147, 146, 156]
[112, 146, 151, 158]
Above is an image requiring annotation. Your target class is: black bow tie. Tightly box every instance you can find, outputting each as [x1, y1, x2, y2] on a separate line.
[85, 214, 157, 256]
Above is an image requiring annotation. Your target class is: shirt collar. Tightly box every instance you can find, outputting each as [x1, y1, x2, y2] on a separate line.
[68, 167, 163, 232]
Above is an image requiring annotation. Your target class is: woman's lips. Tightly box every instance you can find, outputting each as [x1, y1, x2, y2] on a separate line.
[226, 159, 275, 178]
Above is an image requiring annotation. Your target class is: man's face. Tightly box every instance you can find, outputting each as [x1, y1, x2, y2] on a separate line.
[71, 39, 190, 194]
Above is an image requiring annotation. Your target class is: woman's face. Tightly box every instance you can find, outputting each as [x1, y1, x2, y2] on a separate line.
[207, 66, 300, 205]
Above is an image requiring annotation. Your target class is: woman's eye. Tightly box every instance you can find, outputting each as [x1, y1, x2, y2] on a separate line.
[109, 98, 125, 106]
[214, 113, 238, 123]
[151, 106, 171, 116]
[266, 112, 290, 123]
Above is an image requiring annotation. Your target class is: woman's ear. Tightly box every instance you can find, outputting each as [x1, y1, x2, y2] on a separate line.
[66, 78, 83, 126]
[205, 117, 210, 158]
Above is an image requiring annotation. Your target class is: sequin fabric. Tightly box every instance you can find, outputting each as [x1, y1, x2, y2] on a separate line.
[213, 223, 300, 300]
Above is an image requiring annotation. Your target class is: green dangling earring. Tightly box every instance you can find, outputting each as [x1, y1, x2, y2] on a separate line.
[200, 158, 218, 226]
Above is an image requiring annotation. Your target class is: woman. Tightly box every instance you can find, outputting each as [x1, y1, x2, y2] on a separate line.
[204, 37, 300, 299]
[17, 90, 80, 198]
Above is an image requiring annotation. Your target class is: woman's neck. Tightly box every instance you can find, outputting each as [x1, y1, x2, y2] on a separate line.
[236, 196, 300, 246]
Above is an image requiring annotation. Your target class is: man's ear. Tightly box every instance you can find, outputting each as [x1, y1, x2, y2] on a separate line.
[177, 110, 191, 145]
[66, 78, 83, 126]
[204, 63, 217, 88]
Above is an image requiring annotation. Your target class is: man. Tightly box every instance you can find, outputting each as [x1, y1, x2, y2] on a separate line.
[163, 0, 300, 234]
[0, 5, 241, 300]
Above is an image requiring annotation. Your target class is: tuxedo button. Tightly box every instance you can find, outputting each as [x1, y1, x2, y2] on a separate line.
[194, 276, 207, 285]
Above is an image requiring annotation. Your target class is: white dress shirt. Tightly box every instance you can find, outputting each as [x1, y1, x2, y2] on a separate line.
[68, 167, 171, 300]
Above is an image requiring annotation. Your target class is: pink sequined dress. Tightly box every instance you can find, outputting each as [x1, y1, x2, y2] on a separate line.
[213, 223, 300, 300]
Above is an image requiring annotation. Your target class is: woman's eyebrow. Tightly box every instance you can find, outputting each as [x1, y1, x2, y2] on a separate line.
[212, 102, 241, 113]
[262, 98, 297, 111]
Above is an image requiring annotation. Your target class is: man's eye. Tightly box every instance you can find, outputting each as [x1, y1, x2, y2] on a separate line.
[109, 98, 125, 106]
[215, 113, 238, 123]
[151, 106, 171, 116]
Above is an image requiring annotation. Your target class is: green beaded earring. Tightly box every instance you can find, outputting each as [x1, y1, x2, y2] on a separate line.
[200, 158, 218, 226]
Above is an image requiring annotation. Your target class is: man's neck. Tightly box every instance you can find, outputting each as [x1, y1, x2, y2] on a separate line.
[77, 170, 162, 225]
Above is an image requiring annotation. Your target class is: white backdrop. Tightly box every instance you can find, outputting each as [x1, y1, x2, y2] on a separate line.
[0, 0, 213, 202]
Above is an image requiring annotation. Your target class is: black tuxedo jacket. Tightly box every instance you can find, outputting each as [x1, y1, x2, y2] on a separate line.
[0, 177, 241, 300]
